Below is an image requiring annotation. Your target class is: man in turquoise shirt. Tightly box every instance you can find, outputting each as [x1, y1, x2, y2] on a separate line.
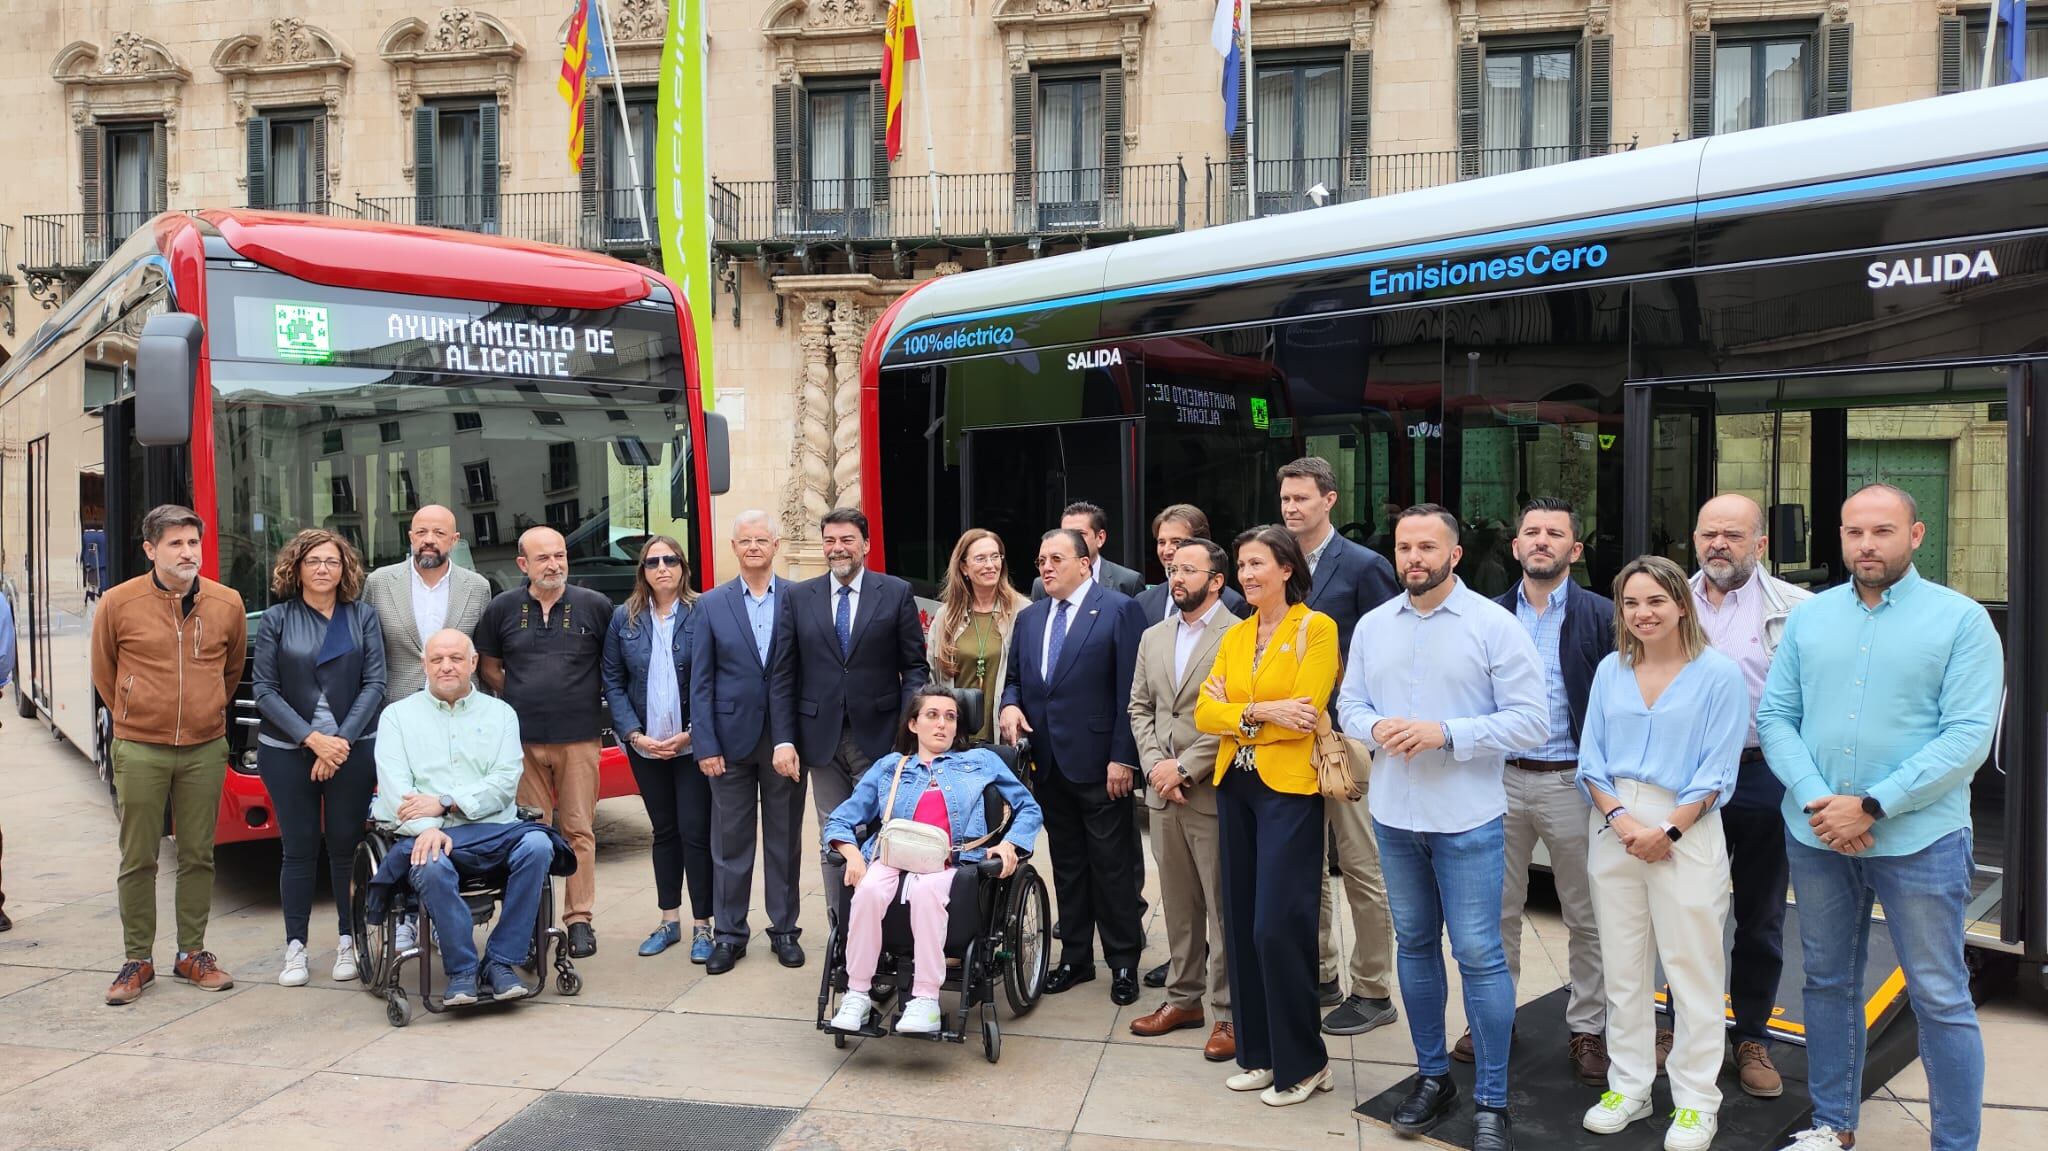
[1756, 484, 2001, 1151]
[374, 628, 556, 1007]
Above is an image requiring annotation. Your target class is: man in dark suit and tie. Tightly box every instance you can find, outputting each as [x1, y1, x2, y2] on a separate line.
[689, 511, 800, 975]
[771, 507, 929, 905]
[1278, 456, 1402, 1037]
[1001, 527, 1148, 1006]
[1031, 501, 1145, 599]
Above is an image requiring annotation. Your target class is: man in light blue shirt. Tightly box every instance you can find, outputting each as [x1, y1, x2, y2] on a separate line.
[1336, 505, 1546, 1151]
[1757, 484, 2001, 1151]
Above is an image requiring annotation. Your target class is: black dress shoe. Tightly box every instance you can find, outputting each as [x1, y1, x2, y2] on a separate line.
[705, 941, 746, 974]
[1472, 1108, 1515, 1151]
[1043, 962, 1097, 995]
[567, 922, 597, 958]
[771, 934, 806, 968]
[1143, 961, 1168, 988]
[0, 907, 11, 933]
[1390, 1074, 1459, 1137]
[1110, 967, 1139, 1005]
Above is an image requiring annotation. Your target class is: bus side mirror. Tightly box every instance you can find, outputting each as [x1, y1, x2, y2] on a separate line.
[135, 313, 202, 447]
[1769, 503, 1808, 566]
[702, 411, 731, 495]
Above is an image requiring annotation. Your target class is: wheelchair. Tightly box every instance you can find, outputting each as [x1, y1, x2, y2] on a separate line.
[347, 814, 582, 1028]
[814, 690, 1052, 1063]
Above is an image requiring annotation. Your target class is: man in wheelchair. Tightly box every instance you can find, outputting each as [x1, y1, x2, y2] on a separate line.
[369, 629, 567, 1007]
[823, 685, 1042, 1035]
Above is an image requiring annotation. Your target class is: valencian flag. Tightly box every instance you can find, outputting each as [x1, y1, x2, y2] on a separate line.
[560, 0, 594, 167]
[881, 0, 921, 162]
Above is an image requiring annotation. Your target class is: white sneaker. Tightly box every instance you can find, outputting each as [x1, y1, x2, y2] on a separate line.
[394, 918, 418, 955]
[278, 940, 310, 987]
[895, 996, 944, 1035]
[829, 990, 873, 1032]
[1665, 1108, 1718, 1151]
[1780, 1125, 1845, 1151]
[1225, 1068, 1274, 1092]
[1583, 1091, 1653, 1134]
[1259, 1065, 1335, 1107]
[332, 936, 360, 982]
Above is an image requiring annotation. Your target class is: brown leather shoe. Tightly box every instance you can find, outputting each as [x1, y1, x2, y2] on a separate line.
[1568, 1031, 1610, 1086]
[1452, 1029, 1475, 1063]
[1129, 1002, 1205, 1037]
[1655, 1028, 1673, 1073]
[1204, 1021, 1237, 1062]
[1736, 1040, 1784, 1097]
[106, 959, 155, 1005]
[173, 950, 235, 992]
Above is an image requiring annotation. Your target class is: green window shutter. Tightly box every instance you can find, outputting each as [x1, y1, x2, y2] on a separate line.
[869, 79, 891, 206]
[151, 121, 168, 213]
[1011, 71, 1037, 204]
[413, 105, 439, 224]
[580, 93, 600, 215]
[478, 101, 500, 225]
[1581, 35, 1613, 155]
[1822, 24, 1854, 115]
[310, 115, 328, 203]
[1689, 31, 1716, 138]
[772, 82, 801, 210]
[245, 116, 270, 209]
[1937, 15, 1966, 96]
[80, 124, 102, 239]
[1457, 42, 1484, 178]
[1101, 67, 1124, 199]
[1226, 57, 1250, 189]
[1344, 50, 1372, 191]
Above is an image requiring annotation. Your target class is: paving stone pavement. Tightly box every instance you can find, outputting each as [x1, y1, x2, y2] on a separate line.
[0, 714, 2039, 1150]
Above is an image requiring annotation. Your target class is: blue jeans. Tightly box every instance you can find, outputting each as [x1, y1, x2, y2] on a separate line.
[1786, 828, 1980, 1151]
[408, 826, 555, 980]
[1374, 816, 1515, 1109]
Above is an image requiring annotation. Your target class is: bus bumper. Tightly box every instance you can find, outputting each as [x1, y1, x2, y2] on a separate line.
[212, 764, 279, 845]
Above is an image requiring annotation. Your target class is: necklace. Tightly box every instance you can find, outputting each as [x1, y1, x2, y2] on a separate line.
[968, 609, 996, 687]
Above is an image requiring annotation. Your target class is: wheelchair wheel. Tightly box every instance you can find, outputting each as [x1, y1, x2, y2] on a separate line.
[385, 988, 411, 1028]
[981, 1014, 1001, 1063]
[556, 969, 583, 997]
[350, 833, 391, 992]
[1003, 865, 1051, 1016]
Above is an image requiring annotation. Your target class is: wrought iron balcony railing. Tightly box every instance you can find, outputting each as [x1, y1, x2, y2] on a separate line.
[355, 188, 660, 254]
[1205, 143, 1637, 225]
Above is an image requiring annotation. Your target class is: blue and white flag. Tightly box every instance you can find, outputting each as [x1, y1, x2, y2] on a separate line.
[586, 0, 612, 78]
[1210, 0, 1243, 135]
[1995, 0, 2027, 85]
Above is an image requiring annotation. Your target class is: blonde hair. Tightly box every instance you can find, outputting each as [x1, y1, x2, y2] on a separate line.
[1611, 554, 1709, 664]
[929, 528, 1027, 679]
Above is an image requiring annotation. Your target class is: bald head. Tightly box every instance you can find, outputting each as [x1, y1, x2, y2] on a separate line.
[517, 526, 569, 593]
[1694, 493, 1768, 593]
[1841, 483, 1925, 595]
[422, 628, 478, 701]
[409, 504, 459, 572]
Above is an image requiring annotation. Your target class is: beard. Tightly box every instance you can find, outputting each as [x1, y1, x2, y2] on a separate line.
[1403, 558, 1455, 596]
[1170, 584, 1209, 613]
[827, 556, 861, 579]
[414, 546, 447, 570]
[1851, 553, 1915, 594]
[1517, 550, 1570, 581]
[533, 573, 567, 591]
[1700, 552, 1754, 593]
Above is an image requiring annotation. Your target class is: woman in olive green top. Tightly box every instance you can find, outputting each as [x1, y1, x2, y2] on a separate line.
[925, 529, 1030, 742]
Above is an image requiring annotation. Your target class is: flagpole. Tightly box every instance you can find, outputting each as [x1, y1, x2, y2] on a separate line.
[916, 36, 939, 234]
[1980, 7, 1999, 90]
[1242, 4, 1256, 221]
[593, 0, 654, 245]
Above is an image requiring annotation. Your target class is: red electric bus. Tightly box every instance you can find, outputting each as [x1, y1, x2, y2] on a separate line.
[0, 209, 728, 843]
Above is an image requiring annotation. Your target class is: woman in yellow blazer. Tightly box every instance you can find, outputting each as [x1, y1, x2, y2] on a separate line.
[1195, 524, 1341, 1108]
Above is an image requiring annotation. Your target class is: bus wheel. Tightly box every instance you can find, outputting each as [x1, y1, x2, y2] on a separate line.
[13, 680, 31, 719]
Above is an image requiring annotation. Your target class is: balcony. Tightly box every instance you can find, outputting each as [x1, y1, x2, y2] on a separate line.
[1204, 143, 1636, 225]
[710, 164, 1187, 252]
[15, 203, 361, 311]
[355, 189, 660, 258]
[0, 221, 14, 336]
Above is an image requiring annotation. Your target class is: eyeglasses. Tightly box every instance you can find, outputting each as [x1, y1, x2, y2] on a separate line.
[643, 555, 684, 569]
[1163, 565, 1218, 579]
[302, 557, 344, 570]
[734, 538, 775, 549]
[966, 553, 1005, 567]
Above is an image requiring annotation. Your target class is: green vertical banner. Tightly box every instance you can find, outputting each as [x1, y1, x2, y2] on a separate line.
[658, 0, 715, 405]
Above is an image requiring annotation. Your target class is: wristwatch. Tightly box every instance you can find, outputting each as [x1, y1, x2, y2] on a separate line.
[1175, 763, 1194, 787]
[1662, 822, 1683, 842]
[1439, 722, 1454, 751]
[438, 794, 456, 814]
[1861, 795, 1887, 820]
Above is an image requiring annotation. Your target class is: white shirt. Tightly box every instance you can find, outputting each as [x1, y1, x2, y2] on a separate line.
[1303, 526, 1338, 576]
[410, 560, 453, 644]
[830, 567, 866, 639]
[1173, 599, 1225, 683]
[1040, 582, 1093, 678]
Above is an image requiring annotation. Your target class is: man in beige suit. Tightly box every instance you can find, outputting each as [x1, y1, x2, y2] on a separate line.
[1126, 538, 1237, 1062]
[362, 505, 493, 701]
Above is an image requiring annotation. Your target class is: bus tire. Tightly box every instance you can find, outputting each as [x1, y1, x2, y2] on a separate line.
[13, 680, 31, 719]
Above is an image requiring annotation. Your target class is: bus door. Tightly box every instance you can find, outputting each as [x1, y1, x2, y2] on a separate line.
[959, 418, 1141, 594]
[100, 396, 191, 590]
[25, 436, 51, 712]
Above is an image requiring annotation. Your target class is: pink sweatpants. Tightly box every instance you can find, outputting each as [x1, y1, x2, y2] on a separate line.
[843, 861, 955, 1000]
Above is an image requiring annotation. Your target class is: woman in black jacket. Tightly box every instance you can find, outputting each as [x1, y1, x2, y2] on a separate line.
[252, 529, 387, 987]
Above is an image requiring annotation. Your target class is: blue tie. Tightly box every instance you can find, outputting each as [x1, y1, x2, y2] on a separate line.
[835, 584, 852, 659]
[1045, 599, 1071, 678]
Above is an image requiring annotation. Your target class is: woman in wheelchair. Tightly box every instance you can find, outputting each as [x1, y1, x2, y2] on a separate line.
[823, 685, 1042, 1036]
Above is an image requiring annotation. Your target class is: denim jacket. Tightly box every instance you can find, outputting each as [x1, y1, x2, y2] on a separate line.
[601, 601, 695, 742]
[822, 747, 1042, 864]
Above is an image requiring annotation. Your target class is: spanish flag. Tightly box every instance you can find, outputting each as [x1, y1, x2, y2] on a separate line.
[560, 0, 592, 167]
[881, 0, 920, 162]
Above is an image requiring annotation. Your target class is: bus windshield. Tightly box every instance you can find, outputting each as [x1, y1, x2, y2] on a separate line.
[204, 270, 696, 609]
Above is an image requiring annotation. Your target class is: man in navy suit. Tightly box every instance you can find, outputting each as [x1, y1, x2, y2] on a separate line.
[1133, 504, 1250, 625]
[689, 511, 800, 975]
[1278, 456, 1402, 1038]
[771, 507, 929, 912]
[1001, 527, 1148, 1006]
[1030, 501, 1146, 599]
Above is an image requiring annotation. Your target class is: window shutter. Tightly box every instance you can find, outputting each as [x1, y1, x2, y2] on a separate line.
[244, 116, 270, 209]
[310, 115, 328, 203]
[1937, 15, 1966, 95]
[1344, 50, 1372, 191]
[1456, 41, 1484, 179]
[1226, 60, 1249, 189]
[580, 93, 600, 215]
[1011, 71, 1037, 204]
[772, 81, 800, 210]
[869, 79, 891, 206]
[151, 121, 169, 213]
[1581, 35, 1613, 156]
[80, 124, 102, 240]
[1689, 31, 1716, 138]
[413, 105, 439, 224]
[478, 101, 501, 226]
[1822, 24, 1854, 115]
[1101, 67, 1124, 199]
[1806, 30, 1823, 117]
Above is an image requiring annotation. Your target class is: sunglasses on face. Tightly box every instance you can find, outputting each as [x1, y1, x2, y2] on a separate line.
[643, 555, 684, 569]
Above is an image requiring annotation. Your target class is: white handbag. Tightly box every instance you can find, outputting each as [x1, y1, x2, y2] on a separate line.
[874, 757, 954, 875]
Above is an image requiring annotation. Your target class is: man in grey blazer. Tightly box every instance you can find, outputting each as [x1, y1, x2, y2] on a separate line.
[1031, 500, 1145, 599]
[1126, 538, 1238, 1063]
[362, 505, 493, 700]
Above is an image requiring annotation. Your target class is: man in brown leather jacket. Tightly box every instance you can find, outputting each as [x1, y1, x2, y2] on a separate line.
[90, 505, 248, 1005]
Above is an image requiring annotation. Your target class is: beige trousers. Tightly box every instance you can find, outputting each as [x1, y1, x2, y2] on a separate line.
[1317, 737, 1393, 999]
[518, 740, 601, 924]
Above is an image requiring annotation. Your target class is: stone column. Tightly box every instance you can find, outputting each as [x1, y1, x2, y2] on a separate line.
[784, 296, 835, 573]
[828, 296, 869, 509]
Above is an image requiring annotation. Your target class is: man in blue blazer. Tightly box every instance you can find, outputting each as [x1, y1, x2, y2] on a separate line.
[689, 511, 800, 975]
[1279, 457, 1402, 1038]
[771, 507, 929, 906]
[1481, 498, 1616, 1084]
[1001, 527, 1148, 1006]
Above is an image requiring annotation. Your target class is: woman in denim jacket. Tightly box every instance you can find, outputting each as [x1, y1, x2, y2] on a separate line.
[824, 685, 1042, 1035]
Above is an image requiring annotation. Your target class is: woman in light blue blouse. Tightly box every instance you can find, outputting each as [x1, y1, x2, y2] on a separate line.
[1574, 555, 1746, 1151]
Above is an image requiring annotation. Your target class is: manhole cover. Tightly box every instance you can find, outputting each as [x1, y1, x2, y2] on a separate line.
[474, 1094, 798, 1151]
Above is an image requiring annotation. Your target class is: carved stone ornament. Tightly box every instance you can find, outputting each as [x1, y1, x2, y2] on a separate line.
[212, 20, 353, 76]
[762, 0, 886, 43]
[612, 0, 670, 43]
[379, 7, 525, 63]
[1825, 0, 1849, 21]
[992, 0, 1150, 24]
[1935, 0, 1959, 14]
[1037, 0, 1110, 12]
[52, 35, 191, 87]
